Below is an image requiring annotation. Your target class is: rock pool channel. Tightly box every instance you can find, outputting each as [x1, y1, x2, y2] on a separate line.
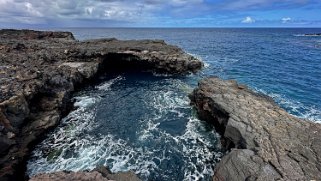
[26, 71, 223, 181]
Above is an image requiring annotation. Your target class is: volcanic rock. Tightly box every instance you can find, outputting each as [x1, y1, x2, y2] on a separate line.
[190, 77, 321, 180]
[29, 167, 141, 181]
[0, 29, 203, 181]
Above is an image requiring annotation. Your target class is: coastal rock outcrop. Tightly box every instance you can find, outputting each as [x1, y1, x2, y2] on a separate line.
[190, 77, 321, 180]
[0, 29, 202, 180]
[29, 167, 141, 181]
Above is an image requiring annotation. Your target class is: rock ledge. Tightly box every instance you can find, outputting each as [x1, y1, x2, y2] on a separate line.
[29, 167, 141, 181]
[190, 77, 321, 180]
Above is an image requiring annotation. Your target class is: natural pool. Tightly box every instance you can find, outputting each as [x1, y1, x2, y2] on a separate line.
[27, 72, 223, 181]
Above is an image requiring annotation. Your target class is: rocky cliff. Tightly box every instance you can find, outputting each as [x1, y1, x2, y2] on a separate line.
[0, 29, 203, 181]
[190, 77, 321, 180]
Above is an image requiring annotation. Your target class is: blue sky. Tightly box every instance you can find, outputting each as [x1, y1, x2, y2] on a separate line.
[1, 0, 321, 28]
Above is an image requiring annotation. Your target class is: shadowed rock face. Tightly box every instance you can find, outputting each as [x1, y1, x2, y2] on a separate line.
[190, 77, 321, 181]
[0, 29, 203, 181]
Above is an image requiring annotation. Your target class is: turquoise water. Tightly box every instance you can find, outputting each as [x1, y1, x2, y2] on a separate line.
[27, 28, 321, 180]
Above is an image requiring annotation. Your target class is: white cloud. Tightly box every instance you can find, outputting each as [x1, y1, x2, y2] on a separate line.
[0, 0, 151, 24]
[282, 17, 291, 23]
[0, 0, 319, 27]
[242, 16, 255, 23]
[25, 2, 43, 17]
[170, 0, 203, 6]
[85, 7, 95, 15]
[223, 0, 308, 10]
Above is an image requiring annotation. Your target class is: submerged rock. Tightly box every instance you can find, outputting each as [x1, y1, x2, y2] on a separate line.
[190, 77, 321, 180]
[0, 29, 203, 180]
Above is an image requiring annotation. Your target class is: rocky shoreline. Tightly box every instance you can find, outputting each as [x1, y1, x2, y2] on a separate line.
[0, 29, 202, 181]
[29, 166, 141, 181]
[190, 77, 321, 180]
[1, 29, 320, 181]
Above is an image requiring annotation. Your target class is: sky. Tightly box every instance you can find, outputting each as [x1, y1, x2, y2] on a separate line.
[0, 0, 321, 28]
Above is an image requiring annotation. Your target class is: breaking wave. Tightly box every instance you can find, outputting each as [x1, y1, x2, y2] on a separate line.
[256, 89, 321, 123]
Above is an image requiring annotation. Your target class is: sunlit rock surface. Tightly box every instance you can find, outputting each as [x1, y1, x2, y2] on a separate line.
[190, 77, 321, 180]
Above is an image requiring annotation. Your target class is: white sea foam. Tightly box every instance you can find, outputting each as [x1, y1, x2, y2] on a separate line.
[139, 86, 221, 180]
[293, 34, 321, 37]
[187, 52, 210, 69]
[256, 89, 321, 122]
[27, 78, 222, 180]
[96, 76, 124, 91]
[27, 95, 100, 176]
[73, 96, 97, 108]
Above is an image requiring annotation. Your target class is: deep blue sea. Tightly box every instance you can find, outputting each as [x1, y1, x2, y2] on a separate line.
[27, 28, 321, 180]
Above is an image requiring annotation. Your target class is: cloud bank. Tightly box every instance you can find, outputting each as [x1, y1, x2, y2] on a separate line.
[0, 0, 320, 27]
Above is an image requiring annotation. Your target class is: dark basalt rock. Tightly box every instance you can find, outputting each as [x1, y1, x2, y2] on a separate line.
[0, 29, 203, 181]
[190, 77, 321, 181]
[29, 166, 141, 181]
[0, 29, 75, 40]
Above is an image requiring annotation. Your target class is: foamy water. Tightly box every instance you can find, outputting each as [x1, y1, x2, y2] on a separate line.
[256, 88, 321, 122]
[27, 73, 222, 181]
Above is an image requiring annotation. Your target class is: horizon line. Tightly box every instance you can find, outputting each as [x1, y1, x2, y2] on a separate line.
[1, 26, 321, 30]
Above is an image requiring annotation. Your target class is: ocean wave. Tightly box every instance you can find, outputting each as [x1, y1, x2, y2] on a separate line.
[27, 95, 100, 176]
[73, 96, 98, 108]
[256, 89, 321, 122]
[95, 76, 124, 91]
[293, 34, 321, 37]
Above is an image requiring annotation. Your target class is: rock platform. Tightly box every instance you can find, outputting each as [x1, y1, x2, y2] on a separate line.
[29, 166, 141, 181]
[190, 77, 321, 180]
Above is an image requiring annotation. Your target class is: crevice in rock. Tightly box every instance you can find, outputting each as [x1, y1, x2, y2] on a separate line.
[189, 95, 236, 152]
[268, 161, 284, 178]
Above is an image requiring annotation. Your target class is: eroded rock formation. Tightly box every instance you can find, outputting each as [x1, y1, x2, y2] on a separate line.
[0, 29, 202, 181]
[190, 77, 321, 180]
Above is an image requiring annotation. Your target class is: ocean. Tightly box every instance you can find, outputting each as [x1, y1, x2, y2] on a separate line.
[27, 28, 321, 180]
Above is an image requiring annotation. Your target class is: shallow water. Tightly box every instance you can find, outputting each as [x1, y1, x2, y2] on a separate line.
[27, 28, 321, 180]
